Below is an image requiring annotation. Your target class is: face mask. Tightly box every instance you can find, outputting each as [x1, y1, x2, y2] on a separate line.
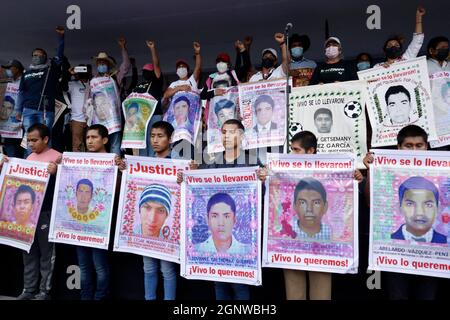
[32, 55, 46, 66]
[176, 67, 188, 79]
[357, 61, 371, 71]
[261, 58, 274, 69]
[142, 70, 155, 81]
[97, 64, 108, 74]
[216, 62, 228, 73]
[325, 46, 339, 59]
[385, 46, 402, 59]
[290, 47, 304, 59]
[5, 69, 13, 78]
[436, 48, 449, 61]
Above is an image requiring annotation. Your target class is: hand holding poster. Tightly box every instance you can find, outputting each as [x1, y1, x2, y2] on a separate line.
[429, 71, 450, 148]
[358, 56, 437, 147]
[114, 156, 190, 263]
[163, 91, 201, 145]
[263, 153, 358, 274]
[0, 81, 23, 139]
[121, 92, 157, 149]
[0, 158, 50, 252]
[369, 149, 450, 278]
[181, 167, 262, 285]
[48, 152, 118, 249]
[207, 86, 240, 154]
[238, 79, 287, 149]
[289, 80, 368, 168]
[86, 76, 122, 134]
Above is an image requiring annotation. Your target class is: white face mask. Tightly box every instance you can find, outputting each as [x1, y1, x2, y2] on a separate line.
[176, 67, 188, 79]
[325, 46, 340, 59]
[216, 62, 228, 74]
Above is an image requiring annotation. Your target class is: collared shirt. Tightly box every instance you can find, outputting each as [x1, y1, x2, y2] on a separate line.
[427, 58, 450, 75]
[249, 65, 286, 82]
[402, 224, 433, 243]
[292, 217, 332, 241]
[196, 235, 251, 255]
[256, 121, 273, 134]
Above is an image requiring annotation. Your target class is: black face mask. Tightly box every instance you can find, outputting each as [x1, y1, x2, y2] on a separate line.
[385, 46, 402, 59]
[261, 58, 275, 69]
[142, 70, 155, 81]
[435, 48, 449, 61]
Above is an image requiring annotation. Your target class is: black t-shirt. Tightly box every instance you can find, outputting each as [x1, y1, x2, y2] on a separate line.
[310, 60, 357, 85]
[132, 75, 164, 115]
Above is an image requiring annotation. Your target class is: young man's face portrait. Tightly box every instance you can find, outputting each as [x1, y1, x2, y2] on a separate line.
[207, 202, 236, 246]
[76, 183, 93, 211]
[217, 107, 235, 128]
[14, 192, 34, 225]
[294, 189, 328, 233]
[314, 112, 332, 133]
[401, 189, 438, 236]
[140, 201, 168, 237]
[255, 101, 273, 127]
[387, 92, 411, 124]
[174, 100, 189, 125]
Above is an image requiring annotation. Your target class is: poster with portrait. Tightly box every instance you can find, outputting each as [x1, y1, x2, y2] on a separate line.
[289, 81, 368, 169]
[48, 152, 118, 250]
[429, 71, 450, 148]
[238, 79, 287, 149]
[369, 149, 450, 278]
[358, 56, 437, 147]
[114, 156, 190, 263]
[87, 76, 122, 134]
[207, 86, 240, 154]
[262, 153, 358, 273]
[0, 81, 22, 139]
[121, 92, 157, 149]
[0, 158, 50, 252]
[163, 91, 201, 145]
[181, 167, 262, 285]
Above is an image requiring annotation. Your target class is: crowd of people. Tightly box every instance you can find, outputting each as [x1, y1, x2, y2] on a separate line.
[0, 5, 449, 301]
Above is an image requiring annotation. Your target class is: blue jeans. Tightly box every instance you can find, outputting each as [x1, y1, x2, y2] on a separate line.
[138, 114, 163, 157]
[214, 282, 250, 300]
[76, 246, 110, 300]
[22, 108, 54, 157]
[108, 131, 122, 155]
[143, 256, 177, 300]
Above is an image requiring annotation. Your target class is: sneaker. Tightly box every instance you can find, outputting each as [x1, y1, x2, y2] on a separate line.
[32, 292, 50, 300]
[17, 291, 36, 300]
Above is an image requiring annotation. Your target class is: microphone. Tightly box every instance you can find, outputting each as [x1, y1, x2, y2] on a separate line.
[285, 23, 293, 32]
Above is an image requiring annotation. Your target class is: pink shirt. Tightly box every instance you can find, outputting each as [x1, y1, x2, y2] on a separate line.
[26, 148, 61, 163]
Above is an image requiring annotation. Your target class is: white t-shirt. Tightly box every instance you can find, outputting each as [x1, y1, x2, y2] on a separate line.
[68, 80, 87, 122]
[249, 65, 286, 82]
[168, 74, 199, 93]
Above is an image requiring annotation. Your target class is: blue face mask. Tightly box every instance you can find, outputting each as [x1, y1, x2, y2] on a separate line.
[5, 69, 13, 78]
[290, 47, 304, 58]
[357, 61, 371, 71]
[97, 64, 108, 74]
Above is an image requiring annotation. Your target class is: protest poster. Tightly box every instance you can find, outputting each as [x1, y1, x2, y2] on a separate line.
[207, 86, 240, 154]
[0, 158, 50, 252]
[0, 81, 22, 139]
[262, 153, 358, 274]
[114, 156, 190, 263]
[48, 152, 118, 250]
[54, 98, 68, 126]
[163, 91, 201, 145]
[181, 167, 262, 285]
[369, 149, 450, 278]
[358, 56, 437, 147]
[238, 79, 287, 149]
[429, 71, 450, 148]
[289, 81, 367, 168]
[87, 76, 122, 134]
[121, 92, 157, 149]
